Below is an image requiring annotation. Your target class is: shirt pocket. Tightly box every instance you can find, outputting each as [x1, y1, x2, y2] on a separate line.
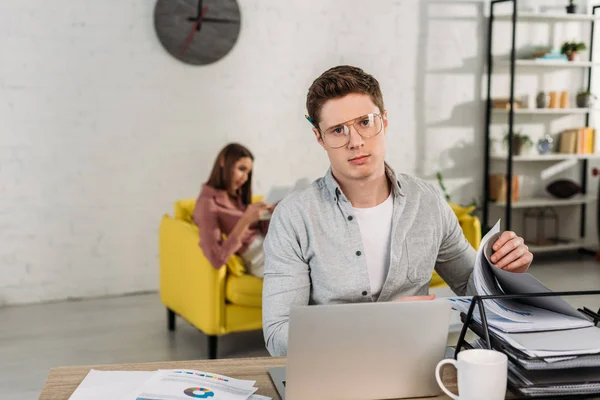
[406, 237, 437, 284]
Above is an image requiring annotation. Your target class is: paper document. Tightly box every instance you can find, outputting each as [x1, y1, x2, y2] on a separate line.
[482, 230, 583, 319]
[460, 315, 600, 358]
[68, 369, 270, 400]
[449, 297, 592, 333]
[463, 220, 593, 332]
[130, 369, 261, 400]
[67, 370, 155, 400]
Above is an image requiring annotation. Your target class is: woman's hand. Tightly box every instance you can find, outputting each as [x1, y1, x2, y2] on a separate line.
[242, 201, 271, 224]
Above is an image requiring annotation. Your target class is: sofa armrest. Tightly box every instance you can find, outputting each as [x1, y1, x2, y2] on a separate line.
[159, 215, 227, 335]
[458, 214, 482, 251]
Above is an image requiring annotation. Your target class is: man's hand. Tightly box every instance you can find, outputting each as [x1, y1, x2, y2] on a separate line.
[491, 231, 533, 273]
[395, 294, 436, 302]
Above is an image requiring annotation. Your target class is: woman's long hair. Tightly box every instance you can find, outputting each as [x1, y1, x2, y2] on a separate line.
[206, 143, 254, 205]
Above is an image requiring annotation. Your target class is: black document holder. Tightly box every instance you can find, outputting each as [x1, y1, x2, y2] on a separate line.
[453, 290, 600, 399]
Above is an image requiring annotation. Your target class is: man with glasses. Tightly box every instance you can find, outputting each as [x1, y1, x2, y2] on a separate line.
[262, 65, 533, 356]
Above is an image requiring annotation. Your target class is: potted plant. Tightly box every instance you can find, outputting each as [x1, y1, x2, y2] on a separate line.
[566, 0, 577, 14]
[561, 41, 587, 61]
[503, 130, 533, 156]
[576, 90, 597, 108]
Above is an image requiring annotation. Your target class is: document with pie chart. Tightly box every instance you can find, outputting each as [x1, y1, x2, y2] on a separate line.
[129, 369, 265, 400]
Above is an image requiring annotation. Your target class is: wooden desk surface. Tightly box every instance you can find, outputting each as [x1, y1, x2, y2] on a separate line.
[39, 356, 457, 400]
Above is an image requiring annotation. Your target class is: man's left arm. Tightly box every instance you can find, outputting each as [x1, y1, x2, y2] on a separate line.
[433, 198, 477, 296]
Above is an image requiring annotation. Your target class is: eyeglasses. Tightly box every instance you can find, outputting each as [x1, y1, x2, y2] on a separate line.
[309, 113, 384, 149]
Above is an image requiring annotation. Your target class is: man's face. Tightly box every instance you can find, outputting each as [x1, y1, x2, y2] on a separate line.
[313, 93, 388, 183]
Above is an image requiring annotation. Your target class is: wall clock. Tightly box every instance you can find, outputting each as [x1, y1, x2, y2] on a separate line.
[154, 0, 241, 65]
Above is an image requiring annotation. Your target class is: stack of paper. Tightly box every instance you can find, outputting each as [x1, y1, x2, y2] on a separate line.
[466, 331, 600, 397]
[463, 321, 600, 359]
[466, 220, 593, 333]
[68, 369, 271, 400]
[451, 219, 600, 397]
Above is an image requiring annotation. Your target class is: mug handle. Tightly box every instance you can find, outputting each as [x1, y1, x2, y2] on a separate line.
[435, 359, 459, 400]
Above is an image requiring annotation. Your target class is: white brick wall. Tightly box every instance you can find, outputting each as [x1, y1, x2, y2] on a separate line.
[2, 0, 594, 305]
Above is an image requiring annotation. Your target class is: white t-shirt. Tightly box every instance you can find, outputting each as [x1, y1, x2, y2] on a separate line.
[352, 192, 394, 298]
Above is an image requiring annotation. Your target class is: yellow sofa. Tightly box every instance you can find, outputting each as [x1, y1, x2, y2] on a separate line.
[159, 199, 481, 358]
[159, 198, 263, 359]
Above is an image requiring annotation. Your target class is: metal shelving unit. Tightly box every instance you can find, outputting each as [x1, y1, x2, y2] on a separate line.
[483, 0, 599, 253]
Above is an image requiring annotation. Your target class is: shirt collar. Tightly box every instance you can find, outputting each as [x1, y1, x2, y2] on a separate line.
[324, 162, 404, 202]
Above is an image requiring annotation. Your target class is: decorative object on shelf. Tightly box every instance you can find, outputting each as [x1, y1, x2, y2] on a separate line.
[491, 98, 524, 109]
[566, 0, 577, 14]
[537, 134, 554, 155]
[536, 91, 548, 108]
[560, 90, 569, 108]
[503, 130, 533, 155]
[523, 207, 559, 246]
[548, 91, 559, 108]
[576, 90, 597, 108]
[153, 0, 242, 65]
[531, 48, 568, 61]
[518, 94, 530, 109]
[546, 179, 582, 198]
[489, 174, 520, 202]
[561, 41, 587, 61]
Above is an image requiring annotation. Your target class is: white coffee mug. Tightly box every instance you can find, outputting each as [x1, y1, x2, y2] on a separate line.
[435, 349, 508, 400]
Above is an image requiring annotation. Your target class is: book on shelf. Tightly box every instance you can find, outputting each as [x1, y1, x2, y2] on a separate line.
[559, 127, 596, 154]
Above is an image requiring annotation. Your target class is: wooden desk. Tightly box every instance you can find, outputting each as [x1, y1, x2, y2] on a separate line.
[39, 356, 457, 400]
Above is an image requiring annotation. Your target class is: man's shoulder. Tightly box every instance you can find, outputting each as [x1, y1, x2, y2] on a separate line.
[396, 172, 442, 199]
[273, 178, 329, 215]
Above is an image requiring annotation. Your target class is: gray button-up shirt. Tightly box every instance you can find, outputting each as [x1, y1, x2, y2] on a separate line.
[262, 163, 476, 356]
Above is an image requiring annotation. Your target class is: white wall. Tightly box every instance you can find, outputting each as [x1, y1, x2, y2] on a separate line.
[3, 0, 589, 306]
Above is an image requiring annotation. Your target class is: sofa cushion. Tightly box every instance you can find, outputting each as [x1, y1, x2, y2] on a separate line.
[174, 199, 196, 224]
[225, 274, 262, 308]
[546, 179, 582, 199]
[449, 203, 476, 220]
[226, 254, 247, 277]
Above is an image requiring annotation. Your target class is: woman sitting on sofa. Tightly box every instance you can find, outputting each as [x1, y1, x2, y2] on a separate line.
[193, 143, 272, 278]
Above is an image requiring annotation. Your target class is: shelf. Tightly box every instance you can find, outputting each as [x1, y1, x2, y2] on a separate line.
[491, 153, 600, 161]
[492, 108, 596, 115]
[495, 12, 600, 22]
[490, 195, 597, 208]
[527, 240, 585, 254]
[496, 59, 600, 68]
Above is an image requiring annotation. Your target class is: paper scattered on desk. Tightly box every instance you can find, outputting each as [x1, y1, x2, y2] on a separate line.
[67, 370, 154, 400]
[132, 369, 260, 400]
[67, 369, 271, 400]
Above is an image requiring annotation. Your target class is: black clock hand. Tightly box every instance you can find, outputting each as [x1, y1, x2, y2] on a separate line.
[181, 5, 208, 57]
[187, 0, 205, 31]
[197, 0, 204, 20]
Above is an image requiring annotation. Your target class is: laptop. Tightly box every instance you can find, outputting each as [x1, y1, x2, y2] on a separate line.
[268, 299, 452, 400]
